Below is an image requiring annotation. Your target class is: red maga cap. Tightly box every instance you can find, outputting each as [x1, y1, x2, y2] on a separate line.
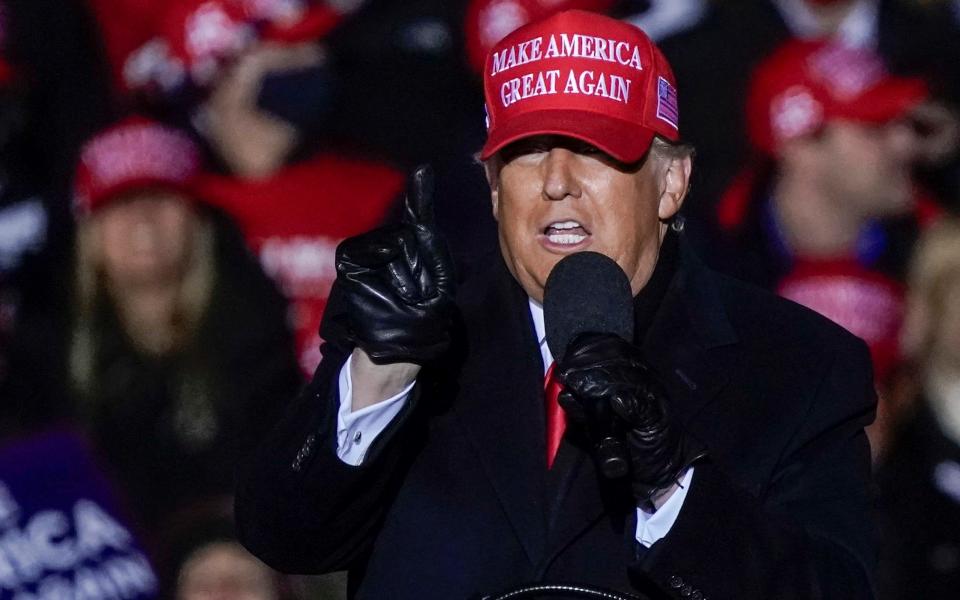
[480, 10, 680, 163]
[74, 116, 203, 216]
[747, 38, 928, 156]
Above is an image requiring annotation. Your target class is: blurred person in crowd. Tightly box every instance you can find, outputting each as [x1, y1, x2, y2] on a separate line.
[161, 507, 290, 600]
[716, 38, 940, 289]
[119, 0, 407, 376]
[777, 262, 906, 461]
[641, 0, 960, 249]
[93, 0, 483, 166]
[66, 116, 301, 545]
[715, 40, 942, 437]
[875, 217, 960, 598]
[177, 541, 281, 600]
[237, 11, 877, 598]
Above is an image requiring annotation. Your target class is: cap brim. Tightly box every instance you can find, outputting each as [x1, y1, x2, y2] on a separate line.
[83, 177, 199, 215]
[834, 77, 928, 123]
[480, 109, 656, 164]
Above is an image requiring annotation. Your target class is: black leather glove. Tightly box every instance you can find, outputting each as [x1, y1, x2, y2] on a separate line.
[321, 165, 456, 365]
[557, 333, 707, 503]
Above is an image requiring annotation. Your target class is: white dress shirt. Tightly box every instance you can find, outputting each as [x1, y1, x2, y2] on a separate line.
[334, 298, 692, 547]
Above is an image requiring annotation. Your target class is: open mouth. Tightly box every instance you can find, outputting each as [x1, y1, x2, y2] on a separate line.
[542, 220, 591, 246]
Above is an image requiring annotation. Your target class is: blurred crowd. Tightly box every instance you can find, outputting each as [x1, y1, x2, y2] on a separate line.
[0, 0, 956, 598]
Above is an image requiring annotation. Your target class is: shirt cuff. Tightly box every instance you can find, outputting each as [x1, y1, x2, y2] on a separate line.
[635, 467, 694, 548]
[335, 353, 414, 465]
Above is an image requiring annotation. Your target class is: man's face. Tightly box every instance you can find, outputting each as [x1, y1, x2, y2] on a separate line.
[486, 135, 689, 303]
[816, 119, 918, 218]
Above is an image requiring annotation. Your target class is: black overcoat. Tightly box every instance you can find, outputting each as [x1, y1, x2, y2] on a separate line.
[236, 238, 877, 599]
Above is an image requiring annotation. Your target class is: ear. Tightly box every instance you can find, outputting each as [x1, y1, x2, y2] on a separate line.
[657, 154, 692, 221]
[483, 157, 502, 221]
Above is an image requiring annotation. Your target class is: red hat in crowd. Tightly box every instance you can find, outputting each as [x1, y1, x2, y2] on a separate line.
[479, 10, 681, 164]
[717, 38, 929, 230]
[463, 0, 616, 75]
[747, 38, 928, 156]
[778, 260, 904, 381]
[123, 0, 345, 97]
[74, 116, 203, 216]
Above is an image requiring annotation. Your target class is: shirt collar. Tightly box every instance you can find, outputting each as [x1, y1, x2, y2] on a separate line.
[529, 298, 552, 373]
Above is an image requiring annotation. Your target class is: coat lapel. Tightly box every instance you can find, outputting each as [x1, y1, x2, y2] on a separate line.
[539, 438, 622, 575]
[452, 259, 549, 566]
[642, 241, 737, 426]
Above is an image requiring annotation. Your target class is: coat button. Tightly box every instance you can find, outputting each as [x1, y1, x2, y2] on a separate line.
[691, 591, 703, 600]
[680, 583, 693, 597]
[668, 575, 683, 589]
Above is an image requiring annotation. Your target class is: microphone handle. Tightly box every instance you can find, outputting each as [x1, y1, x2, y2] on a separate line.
[595, 435, 629, 479]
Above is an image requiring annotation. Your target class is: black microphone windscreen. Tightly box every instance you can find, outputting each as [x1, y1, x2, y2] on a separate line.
[543, 252, 634, 362]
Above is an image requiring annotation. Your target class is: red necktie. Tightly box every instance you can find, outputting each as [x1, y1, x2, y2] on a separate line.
[544, 362, 567, 469]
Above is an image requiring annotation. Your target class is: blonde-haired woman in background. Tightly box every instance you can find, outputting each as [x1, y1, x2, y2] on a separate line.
[876, 217, 960, 600]
[68, 116, 301, 561]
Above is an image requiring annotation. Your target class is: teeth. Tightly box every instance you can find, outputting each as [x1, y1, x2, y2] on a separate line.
[547, 233, 587, 245]
[549, 220, 582, 230]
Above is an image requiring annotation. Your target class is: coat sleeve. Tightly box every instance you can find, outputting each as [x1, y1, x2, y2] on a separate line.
[234, 341, 425, 574]
[630, 336, 877, 599]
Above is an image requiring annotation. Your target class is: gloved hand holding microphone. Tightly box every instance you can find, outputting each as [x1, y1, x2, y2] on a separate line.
[558, 333, 706, 506]
[544, 251, 705, 508]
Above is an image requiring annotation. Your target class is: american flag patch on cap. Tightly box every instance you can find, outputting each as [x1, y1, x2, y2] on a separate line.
[656, 77, 678, 129]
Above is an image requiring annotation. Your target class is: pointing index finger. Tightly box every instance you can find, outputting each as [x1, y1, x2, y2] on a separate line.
[403, 164, 435, 226]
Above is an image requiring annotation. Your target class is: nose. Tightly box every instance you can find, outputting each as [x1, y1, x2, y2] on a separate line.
[541, 148, 582, 202]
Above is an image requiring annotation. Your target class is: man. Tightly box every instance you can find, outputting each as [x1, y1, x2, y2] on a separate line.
[651, 0, 960, 246]
[714, 38, 944, 462]
[236, 11, 876, 599]
[716, 38, 935, 289]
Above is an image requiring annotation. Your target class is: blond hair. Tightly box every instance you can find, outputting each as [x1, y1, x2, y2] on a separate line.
[69, 211, 217, 404]
[900, 217, 960, 364]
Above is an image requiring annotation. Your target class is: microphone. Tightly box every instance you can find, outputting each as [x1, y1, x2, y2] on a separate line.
[543, 252, 633, 479]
